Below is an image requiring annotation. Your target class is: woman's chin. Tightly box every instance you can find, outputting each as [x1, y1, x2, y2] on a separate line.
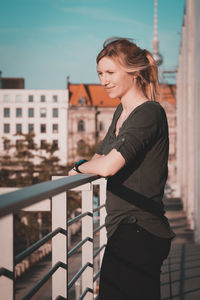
[107, 92, 119, 99]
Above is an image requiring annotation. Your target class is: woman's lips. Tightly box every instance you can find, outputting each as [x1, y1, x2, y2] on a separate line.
[105, 86, 115, 92]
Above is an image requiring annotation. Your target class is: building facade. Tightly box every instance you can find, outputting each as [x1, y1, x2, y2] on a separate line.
[0, 89, 69, 165]
[176, 0, 200, 242]
[68, 83, 119, 162]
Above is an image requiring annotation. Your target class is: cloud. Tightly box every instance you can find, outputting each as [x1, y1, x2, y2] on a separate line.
[0, 27, 21, 33]
[60, 6, 150, 29]
[40, 25, 83, 33]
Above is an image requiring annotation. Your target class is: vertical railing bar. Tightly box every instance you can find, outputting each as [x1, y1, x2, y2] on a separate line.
[98, 179, 107, 266]
[52, 176, 68, 299]
[66, 191, 69, 299]
[81, 183, 94, 300]
[0, 213, 14, 300]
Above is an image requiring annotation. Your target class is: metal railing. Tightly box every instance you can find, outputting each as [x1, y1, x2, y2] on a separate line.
[0, 174, 107, 300]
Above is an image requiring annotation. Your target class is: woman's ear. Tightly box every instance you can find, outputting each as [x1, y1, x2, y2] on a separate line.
[133, 71, 139, 79]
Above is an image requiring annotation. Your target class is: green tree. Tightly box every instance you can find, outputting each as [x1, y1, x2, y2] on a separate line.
[36, 141, 66, 182]
[77, 139, 99, 160]
[0, 133, 38, 187]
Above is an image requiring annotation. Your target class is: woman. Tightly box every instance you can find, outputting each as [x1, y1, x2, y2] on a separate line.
[69, 37, 175, 300]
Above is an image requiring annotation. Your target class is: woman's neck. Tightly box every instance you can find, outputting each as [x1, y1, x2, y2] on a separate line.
[120, 86, 149, 113]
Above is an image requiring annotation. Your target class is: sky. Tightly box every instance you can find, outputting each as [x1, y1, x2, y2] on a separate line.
[0, 0, 185, 89]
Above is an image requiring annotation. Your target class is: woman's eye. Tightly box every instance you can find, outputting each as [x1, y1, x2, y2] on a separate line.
[108, 71, 114, 74]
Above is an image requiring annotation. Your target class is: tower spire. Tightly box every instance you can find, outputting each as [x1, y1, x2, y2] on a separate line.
[152, 0, 163, 66]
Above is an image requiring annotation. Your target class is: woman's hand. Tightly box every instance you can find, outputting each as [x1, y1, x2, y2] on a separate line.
[68, 168, 78, 176]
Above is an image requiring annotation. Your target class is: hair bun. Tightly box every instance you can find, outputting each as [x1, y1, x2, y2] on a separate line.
[103, 36, 134, 48]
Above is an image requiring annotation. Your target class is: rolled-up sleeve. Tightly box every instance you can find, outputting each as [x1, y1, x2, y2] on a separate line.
[96, 123, 113, 154]
[96, 104, 122, 155]
[96, 136, 107, 155]
[114, 104, 162, 163]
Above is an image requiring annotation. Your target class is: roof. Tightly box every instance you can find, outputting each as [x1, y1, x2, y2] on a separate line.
[69, 83, 176, 107]
[0, 78, 25, 89]
[69, 83, 120, 107]
[158, 84, 176, 105]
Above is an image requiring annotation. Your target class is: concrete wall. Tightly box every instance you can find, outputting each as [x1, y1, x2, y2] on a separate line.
[177, 0, 200, 242]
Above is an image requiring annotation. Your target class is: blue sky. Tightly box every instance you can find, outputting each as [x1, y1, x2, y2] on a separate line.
[0, 0, 185, 89]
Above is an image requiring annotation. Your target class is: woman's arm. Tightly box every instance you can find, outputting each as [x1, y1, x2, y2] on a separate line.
[90, 153, 102, 160]
[68, 149, 125, 177]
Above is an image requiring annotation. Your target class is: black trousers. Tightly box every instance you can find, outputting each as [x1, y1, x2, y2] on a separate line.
[99, 222, 171, 300]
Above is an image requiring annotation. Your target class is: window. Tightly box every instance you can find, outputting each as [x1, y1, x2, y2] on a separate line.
[28, 124, 34, 133]
[78, 120, 85, 132]
[4, 108, 10, 117]
[4, 124, 10, 133]
[40, 124, 46, 133]
[16, 108, 22, 117]
[52, 140, 58, 150]
[99, 121, 104, 131]
[77, 139, 89, 156]
[40, 140, 47, 149]
[78, 97, 86, 105]
[28, 108, 34, 117]
[16, 139, 23, 149]
[52, 95, 58, 102]
[41, 95, 46, 102]
[52, 108, 58, 118]
[16, 95, 22, 102]
[4, 139, 10, 150]
[40, 108, 46, 118]
[52, 124, 58, 133]
[3, 95, 10, 102]
[28, 95, 34, 102]
[169, 133, 176, 159]
[16, 124, 22, 134]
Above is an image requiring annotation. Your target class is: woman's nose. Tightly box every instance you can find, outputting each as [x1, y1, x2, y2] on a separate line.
[100, 74, 109, 86]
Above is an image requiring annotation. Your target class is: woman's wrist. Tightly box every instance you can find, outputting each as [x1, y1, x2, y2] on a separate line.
[73, 159, 88, 173]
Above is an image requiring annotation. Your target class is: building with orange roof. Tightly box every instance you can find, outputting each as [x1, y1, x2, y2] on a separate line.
[68, 82, 177, 193]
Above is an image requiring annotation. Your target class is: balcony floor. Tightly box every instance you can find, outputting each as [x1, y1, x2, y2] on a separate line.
[161, 200, 200, 300]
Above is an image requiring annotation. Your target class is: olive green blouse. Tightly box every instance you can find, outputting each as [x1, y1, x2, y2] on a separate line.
[96, 101, 175, 239]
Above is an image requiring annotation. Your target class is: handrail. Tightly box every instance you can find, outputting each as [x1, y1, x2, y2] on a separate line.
[93, 224, 105, 235]
[0, 174, 100, 218]
[93, 270, 101, 282]
[93, 244, 106, 259]
[0, 175, 107, 300]
[15, 227, 67, 265]
[21, 261, 67, 300]
[68, 262, 93, 290]
[68, 211, 93, 226]
[68, 237, 93, 258]
[79, 287, 93, 300]
[0, 267, 14, 279]
[93, 204, 105, 213]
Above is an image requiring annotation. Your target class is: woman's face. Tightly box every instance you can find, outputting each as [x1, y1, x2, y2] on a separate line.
[97, 56, 134, 99]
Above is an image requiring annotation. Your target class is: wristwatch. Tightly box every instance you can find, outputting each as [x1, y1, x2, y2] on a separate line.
[74, 159, 88, 173]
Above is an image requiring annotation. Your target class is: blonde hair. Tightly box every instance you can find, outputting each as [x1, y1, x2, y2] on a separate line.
[96, 37, 159, 100]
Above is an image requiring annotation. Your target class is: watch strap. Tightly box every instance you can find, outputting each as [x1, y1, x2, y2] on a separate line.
[74, 159, 88, 173]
